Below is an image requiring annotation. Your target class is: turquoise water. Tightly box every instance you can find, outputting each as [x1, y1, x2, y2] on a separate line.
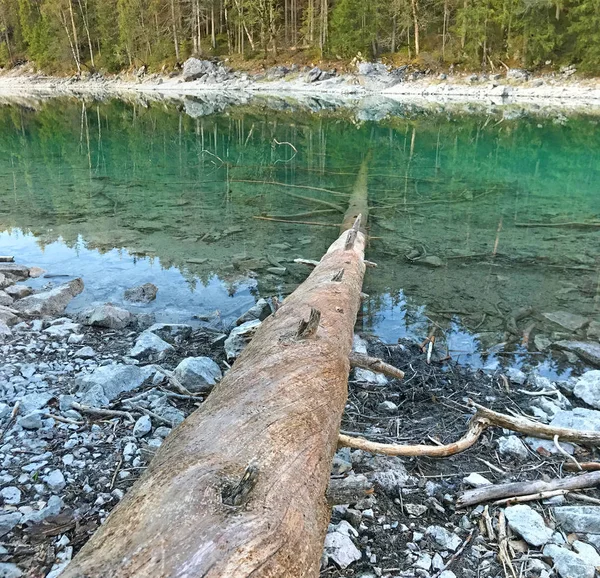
[0, 96, 598, 374]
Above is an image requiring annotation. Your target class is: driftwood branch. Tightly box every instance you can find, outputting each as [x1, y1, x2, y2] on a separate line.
[349, 353, 405, 380]
[458, 471, 600, 507]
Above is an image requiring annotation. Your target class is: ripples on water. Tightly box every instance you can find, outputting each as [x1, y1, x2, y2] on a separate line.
[0, 96, 598, 377]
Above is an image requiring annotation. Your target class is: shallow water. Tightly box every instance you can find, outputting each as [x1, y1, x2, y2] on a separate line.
[0, 96, 598, 376]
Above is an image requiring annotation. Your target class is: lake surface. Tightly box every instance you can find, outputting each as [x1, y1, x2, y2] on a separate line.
[1, 95, 598, 376]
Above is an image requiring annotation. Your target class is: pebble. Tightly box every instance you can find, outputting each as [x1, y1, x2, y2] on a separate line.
[43, 469, 66, 492]
[463, 473, 492, 488]
[0, 486, 21, 505]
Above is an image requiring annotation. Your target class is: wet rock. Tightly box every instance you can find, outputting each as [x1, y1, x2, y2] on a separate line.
[542, 311, 589, 332]
[0, 563, 22, 577]
[573, 371, 600, 408]
[554, 506, 600, 533]
[129, 331, 174, 359]
[174, 357, 221, 393]
[505, 505, 553, 546]
[554, 341, 600, 367]
[5, 285, 32, 299]
[14, 278, 83, 317]
[543, 544, 594, 578]
[43, 469, 66, 492]
[497, 435, 529, 459]
[235, 298, 272, 326]
[224, 319, 261, 359]
[81, 304, 132, 329]
[323, 520, 362, 569]
[133, 415, 152, 438]
[147, 323, 193, 343]
[182, 58, 218, 81]
[124, 283, 158, 303]
[0, 263, 29, 281]
[464, 473, 492, 488]
[76, 364, 152, 406]
[426, 525, 462, 551]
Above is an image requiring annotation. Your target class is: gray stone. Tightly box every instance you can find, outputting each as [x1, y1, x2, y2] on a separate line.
[378, 401, 398, 414]
[535, 335, 552, 351]
[490, 84, 512, 97]
[43, 469, 66, 492]
[543, 544, 594, 578]
[174, 357, 221, 393]
[235, 298, 272, 326]
[133, 415, 152, 438]
[43, 322, 81, 338]
[150, 398, 185, 426]
[0, 487, 21, 505]
[182, 58, 218, 81]
[68, 333, 84, 344]
[463, 473, 492, 488]
[129, 331, 174, 359]
[5, 285, 32, 299]
[14, 279, 83, 317]
[0, 320, 11, 339]
[574, 371, 600, 408]
[573, 541, 600, 568]
[21, 495, 62, 525]
[426, 525, 462, 551]
[147, 323, 193, 343]
[507, 68, 529, 80]
[497, 436, 529, 459]
[18, 392, 53, 415]
[587, 321, 600, 341]
[224, 319, 261, 359]
[352, 335, 387, 385]
[413, 553, 432, 570]
[76, 364, 152, 406]
[543, 311, 589, 332]
[323, 520, 362, 569]
[0, 263, 29, 280]
[307, 67, 324, 82]
[17, 410, 44, 430]
[555, 341, 600, 367]
[419, 255, 444, 267]
[81, 304, 132, 329]
[506, 367, 527, 385]
[0, 306, 19, 326]
[0, 290, 13, 306]
[438, 573, 457, 578]
[0, 562, 23, 577]
[505, 505, 553, 546]
[124, 283, 158, 303]
[554, 506, 600, 534]
[0, 512, 22, 537]
[74, 346, 95, 359]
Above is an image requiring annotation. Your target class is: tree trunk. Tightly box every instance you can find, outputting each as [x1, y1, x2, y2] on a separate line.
[61, 163, 371, 578]
[411, 0, 420, 56]
[77, 0, 95, 69]
[171, 0, 180, 61]
[67, 1, 82, 73]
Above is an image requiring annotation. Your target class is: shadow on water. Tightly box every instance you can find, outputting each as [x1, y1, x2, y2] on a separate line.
[0, 96, 598, 377]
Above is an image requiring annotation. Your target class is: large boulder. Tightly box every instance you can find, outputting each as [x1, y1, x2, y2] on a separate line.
[174, 357, 222, 393]
[0, 263, 29, 281]
[76, 364, 153, 407]
[182, 58, 218, 81]
[14, 279, 83, 317]
[81, 304, 132, 329]
[124, 283, 158, 304]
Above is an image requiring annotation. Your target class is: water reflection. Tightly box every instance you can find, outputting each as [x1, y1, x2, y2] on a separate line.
[0, 97, 598, 374]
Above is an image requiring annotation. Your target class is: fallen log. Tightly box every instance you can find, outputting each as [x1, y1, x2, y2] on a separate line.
[458, 471, 600, 507]
[62, 164, 371, 577]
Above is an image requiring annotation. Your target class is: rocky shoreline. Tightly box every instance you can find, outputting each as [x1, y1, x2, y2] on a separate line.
[2, 259, 600, 577]
[2, 59, 600, 117]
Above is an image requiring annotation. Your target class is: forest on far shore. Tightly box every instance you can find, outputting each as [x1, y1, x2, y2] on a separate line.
[1, 0, 599, 76]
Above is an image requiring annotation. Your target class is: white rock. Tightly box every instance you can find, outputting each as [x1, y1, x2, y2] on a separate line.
[0, 487, 21, 505]
[554, 506, 600, 533]
[133, 415, 152, 438]
[224, 319, 261, 359]
[43, 469, 66, 492]
[174, 357, 222, 393]
[573, 541, 600, 568]
[463, 473, 492, 488]
[323, 520, 362, 569]
[14, 279, 83, 317]
[129, 331, 173, 359]
[497, 436, 529, 459]
[74, 346, 95, 359]
[426, 525, 463, 551]
[505, 505, 553, 547]
[543, 544, 594, 578]
[573, 371, 600, 409]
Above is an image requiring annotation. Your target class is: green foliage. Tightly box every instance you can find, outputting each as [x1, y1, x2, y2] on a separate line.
[0, 0, 599, 75]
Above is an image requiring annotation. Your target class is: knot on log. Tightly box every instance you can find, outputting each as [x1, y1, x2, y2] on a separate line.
[222, 464, 259, 507]
[296, 308, 321, 339]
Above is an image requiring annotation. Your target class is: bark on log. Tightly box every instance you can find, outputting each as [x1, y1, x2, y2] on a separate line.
[62, 170, 371, 577]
